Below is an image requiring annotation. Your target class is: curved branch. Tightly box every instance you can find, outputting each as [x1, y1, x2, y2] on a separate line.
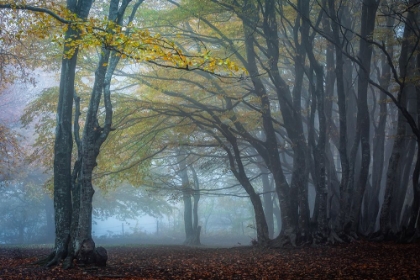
[0, 4, 70, 24]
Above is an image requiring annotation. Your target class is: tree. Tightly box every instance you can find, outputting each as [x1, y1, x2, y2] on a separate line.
[3, 0, 241, 267]
[133, 0, 420, 245]
[7, 0, 420, 256]
[176, 148, 202, 245]
[49, 0, 95, 267]
[378, 0, 420, 239]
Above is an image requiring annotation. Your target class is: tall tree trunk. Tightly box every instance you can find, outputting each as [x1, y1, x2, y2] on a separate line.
[261, 168, 274, 238]
[347, 0, 379, 233]
[322, 9, 340, 230]
[391, 138, 415, 229]
[190, 166, 201, 245]
[366, 10, 394, 234]
[49, 0, 94, 267]
[381, 100, 409, 236]
[279, 0, 311, 241]
[217, 133, 270, 246]
[260, 0, 310, 243]
[178, 150, 201, 246]
[239, 0, 294, 245]
[381, 0, 419, 237]
[408, 17, 420, 234]
[63, 0, 141, 267]
[327, 0, 350, 234]
[178, 152, 194, 245]
[299, 0, 328, 241]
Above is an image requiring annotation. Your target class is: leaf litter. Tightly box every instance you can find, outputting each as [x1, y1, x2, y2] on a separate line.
[0, 241, 419, 279]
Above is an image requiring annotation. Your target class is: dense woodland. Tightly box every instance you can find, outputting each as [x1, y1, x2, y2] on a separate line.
[1, 0, 420, 269]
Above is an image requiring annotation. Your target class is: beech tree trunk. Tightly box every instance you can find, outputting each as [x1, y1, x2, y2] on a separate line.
[178, 150, 194, 245]
[261, 170, 274, 238]
[190, 165, 201, 245]
[49, 0, 94, 267]
[366, 12, 393, 234]
[177, 149, 202, 246]
[408, 43, 420, 234]
[238, 1, 292, 245]
[46, 0, 142, 267]
[298, 0, 328, 241]
[213, 128, 270, 246]
[348, 0, 379, 233]
[270, 0, 311, 242]
[326, 0, 347, 234]
[381, 0, 419, 237]
[66, 1, 142, 267]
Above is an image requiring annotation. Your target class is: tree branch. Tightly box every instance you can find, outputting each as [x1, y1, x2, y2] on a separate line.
[0, 4, 70, 24]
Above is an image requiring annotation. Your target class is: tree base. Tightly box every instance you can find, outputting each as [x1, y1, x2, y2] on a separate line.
[77, 238, 108, 267]
[183, 226, 202, 246]
[35, 238, 108, 269]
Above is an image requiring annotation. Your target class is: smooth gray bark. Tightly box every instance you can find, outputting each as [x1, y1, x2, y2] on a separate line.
[50, 0, 94, 267]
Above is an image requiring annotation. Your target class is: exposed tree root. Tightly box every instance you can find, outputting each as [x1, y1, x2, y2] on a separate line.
[33, 246, 70, 269]
[268, 232, 297, 248]
[253, 227, 416, 250]
[47, 247, 66, 268]
[33, 239, 108, 269]
[32, 251, 55, 266]
[368, 228, 420, 243]
[63, 253, 74, 270]
[306, 229, 346, 246]
[329, 230, 345, 244]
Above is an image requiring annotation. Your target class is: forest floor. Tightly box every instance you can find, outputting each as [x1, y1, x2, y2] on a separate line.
[0, 240, 419, 279]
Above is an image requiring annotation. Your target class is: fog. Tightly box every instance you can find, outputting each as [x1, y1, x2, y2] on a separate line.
[93, 216, 157, 237]
[0, 71, 261, 247]
[0, 181, 258, 246]
[2, 0, 420, 255]
[0, 169, 259, 246]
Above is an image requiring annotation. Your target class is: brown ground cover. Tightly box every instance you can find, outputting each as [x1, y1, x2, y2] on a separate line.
[0, 240, 419, 279]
